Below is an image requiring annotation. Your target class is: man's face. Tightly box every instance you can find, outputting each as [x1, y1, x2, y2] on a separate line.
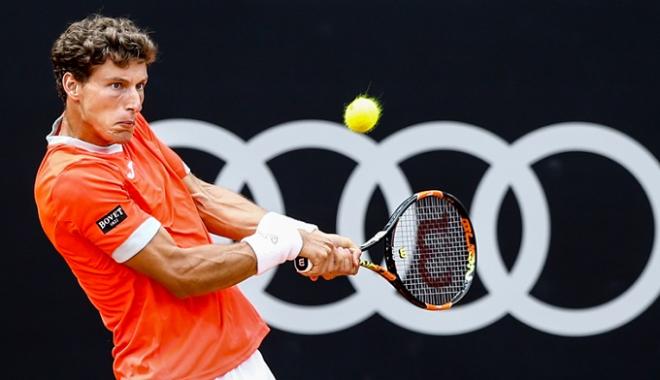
[74, 59, 148, 145]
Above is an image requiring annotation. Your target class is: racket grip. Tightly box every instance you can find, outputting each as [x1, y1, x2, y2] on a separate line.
[294, 256, 312, 272]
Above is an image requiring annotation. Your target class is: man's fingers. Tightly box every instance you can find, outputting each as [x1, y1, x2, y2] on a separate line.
[329, 247, 358, 277]
[349, 247, 361, 267]
[340, 247, 357, 274]
[298, 230, 336, 277]
[326, 233, 359, 251]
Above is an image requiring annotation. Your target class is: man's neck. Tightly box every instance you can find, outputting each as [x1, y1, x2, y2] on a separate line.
[59, 106, 80, 137]
[60, 107, 104, 146]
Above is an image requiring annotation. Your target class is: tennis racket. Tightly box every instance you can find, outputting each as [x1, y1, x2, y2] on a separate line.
[294, 190, 477, 311]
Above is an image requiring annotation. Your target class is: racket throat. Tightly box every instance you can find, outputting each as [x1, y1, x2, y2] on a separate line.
[361, 260, 397, 281]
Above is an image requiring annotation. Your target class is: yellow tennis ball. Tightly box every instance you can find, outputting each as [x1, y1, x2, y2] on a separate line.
[344, 96, 381, 133]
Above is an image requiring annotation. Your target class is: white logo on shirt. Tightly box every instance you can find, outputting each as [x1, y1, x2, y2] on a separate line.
[127, 161, 135, 179]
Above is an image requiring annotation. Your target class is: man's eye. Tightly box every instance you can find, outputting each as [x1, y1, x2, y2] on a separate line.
[111, 83, 122, 89]
[136, 83, 146, 91]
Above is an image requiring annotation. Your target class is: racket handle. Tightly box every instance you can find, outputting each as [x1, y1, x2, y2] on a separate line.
[294, 256, 312, 272]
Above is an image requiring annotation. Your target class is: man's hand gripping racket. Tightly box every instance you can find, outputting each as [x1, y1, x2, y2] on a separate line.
[294, 190, 477, 311]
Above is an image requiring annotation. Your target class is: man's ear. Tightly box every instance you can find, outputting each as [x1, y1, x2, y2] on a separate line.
[62, 72, 81, 99]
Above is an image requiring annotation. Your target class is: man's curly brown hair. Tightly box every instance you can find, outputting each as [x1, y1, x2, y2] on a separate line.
[51, 15, 158, 102]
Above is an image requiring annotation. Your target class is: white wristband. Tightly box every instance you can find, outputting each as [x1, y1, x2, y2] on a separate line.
[242, 212, 309, 275]
[279, 214, 318, 233]
[277, 214, 317, 273]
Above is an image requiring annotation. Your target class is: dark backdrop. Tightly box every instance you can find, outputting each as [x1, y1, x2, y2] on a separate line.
[4, 1, 660, 378]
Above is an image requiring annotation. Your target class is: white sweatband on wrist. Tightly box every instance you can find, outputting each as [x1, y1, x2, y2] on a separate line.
[242, 212, 305, 275]
[275, 213, 318, 273]
[278, 214, 318, 233]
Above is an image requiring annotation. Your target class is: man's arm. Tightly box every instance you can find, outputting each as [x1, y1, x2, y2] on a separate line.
[120, 173, 359, 297]
[123, 227, 258, 298]
[123, 224, 358, 298]
[184, 173, 361, 278]
[183, 174, 265, 240]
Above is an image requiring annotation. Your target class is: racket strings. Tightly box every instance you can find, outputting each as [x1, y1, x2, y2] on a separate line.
[392, 196, 470, 306]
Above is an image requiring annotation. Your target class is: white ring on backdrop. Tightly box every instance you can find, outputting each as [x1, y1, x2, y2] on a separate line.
[152, 119, 660, 337]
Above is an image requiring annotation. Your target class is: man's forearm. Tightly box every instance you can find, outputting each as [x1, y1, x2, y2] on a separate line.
[184, 174, 266, 240]
[125, 228, 258, 297]
[173, 242, 258, 296]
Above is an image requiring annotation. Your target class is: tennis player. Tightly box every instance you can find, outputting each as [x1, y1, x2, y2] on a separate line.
[34, 15, 360, 380]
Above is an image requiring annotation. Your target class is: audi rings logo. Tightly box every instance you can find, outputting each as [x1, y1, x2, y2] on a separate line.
[152, 119, 660, 337]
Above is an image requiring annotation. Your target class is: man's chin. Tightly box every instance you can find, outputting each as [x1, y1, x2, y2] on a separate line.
[112, 131, 134, 144]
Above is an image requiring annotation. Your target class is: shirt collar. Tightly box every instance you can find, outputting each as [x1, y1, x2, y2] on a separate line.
[46, 115, 124, 154]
